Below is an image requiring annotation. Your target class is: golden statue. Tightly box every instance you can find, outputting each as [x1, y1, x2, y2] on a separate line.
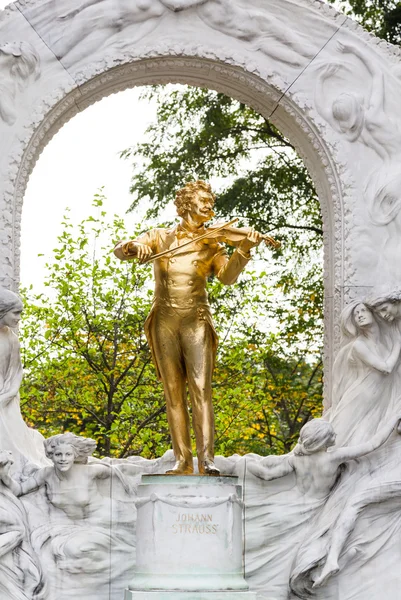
[114, 181, 273, 476]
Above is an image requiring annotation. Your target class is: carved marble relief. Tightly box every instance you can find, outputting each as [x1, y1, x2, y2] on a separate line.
[0, 41, 40, 125]
[313, 39, 401, 286]
[0, 0, 400, 598]
[0, 288, 48, 470]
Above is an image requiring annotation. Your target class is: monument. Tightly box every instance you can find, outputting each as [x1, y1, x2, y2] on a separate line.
[1, 0, 401, 599]
[114, 180, 280, 598]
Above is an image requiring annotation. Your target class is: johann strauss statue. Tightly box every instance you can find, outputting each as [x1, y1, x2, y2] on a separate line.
[114, 180, 277, 476]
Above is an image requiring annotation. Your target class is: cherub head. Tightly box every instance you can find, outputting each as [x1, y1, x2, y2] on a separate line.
[332, 93, 364, 141]
[293, 419, 336, 456]
[44, 433, 96, 472]
[0, 288, 23, 329]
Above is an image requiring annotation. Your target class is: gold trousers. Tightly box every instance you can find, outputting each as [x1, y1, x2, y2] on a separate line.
[148, 305, 216, 465]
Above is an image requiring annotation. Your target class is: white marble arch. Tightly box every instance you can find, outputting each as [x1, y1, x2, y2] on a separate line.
[0, 0, 400, 408]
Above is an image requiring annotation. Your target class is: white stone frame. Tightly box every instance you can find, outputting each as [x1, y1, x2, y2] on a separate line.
[1, 0, 400, 408]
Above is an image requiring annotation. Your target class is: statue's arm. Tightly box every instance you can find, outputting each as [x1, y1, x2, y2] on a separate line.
[91, 463, 133, 495]
[337, 41, 384, 113]
[0, 468, 46, 497]
[213, 247, 251, 285]
[353, 338, 398, 374]
[58, 0, 100, 20]
[161, 0, 208, 11]
[114, 229, 157, 262]
[332, 416, 400, 464]
[214, 230, 262, 284]
[246, 455, 294, 481]
[314, 67, 335, 126]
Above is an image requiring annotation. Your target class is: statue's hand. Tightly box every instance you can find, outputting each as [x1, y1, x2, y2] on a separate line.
[0, 451, 13, 472]
[134, 243, 153, 264]
[337, 40, 355, 55]
[319, 63, 341, 80]
[239, 229, 263, 253]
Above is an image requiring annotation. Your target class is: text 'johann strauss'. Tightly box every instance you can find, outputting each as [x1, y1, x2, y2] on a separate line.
[172, 513, 219, 534]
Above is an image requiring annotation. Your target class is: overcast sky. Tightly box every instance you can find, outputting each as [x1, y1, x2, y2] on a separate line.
[20, 87, 162, 289]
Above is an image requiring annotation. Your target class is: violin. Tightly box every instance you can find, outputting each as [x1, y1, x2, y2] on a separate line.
[206, 220, 281, 250]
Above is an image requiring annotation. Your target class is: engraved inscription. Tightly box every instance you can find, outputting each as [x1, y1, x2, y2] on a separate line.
[172, 513, 219, 534]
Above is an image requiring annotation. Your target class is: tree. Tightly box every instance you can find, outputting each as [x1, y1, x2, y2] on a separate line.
[20, 195, 169, 458]
[329, 0, 401, 44]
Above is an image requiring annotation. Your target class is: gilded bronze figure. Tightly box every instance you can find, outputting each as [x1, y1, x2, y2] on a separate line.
[114, 181, 267, 476]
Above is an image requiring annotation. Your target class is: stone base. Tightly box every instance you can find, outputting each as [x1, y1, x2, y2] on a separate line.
[131, 475, 249, 592]
[125, 591, 258, 599]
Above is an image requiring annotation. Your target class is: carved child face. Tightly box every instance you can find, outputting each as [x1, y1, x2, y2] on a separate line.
[189, 190, 215, 224]
[52, 443, 75, 472]
[376, 302, 398, 322]
[353, 303, 373, 328]
[0, 309, 22, 329]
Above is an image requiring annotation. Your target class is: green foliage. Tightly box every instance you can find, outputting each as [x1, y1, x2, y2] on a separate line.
[329, 0, 401, 44]
[208, 274, 323, 456]
[20, 195, 168, 458]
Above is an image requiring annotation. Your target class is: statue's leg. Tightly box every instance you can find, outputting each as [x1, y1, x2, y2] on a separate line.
[182, 313, 215, 468]
[149, 310, 193, 470]
[0, 529, 24, 559]
[314, 482, 401, 588]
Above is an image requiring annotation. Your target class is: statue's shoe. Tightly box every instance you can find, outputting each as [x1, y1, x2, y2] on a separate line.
[199, 459, 220, 476]
[165, 460, 194, 475]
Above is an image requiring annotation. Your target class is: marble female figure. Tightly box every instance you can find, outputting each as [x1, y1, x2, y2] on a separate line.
[0, 432, 131, 521]
[315, 41, 401, 162]
[284, 416, 401, 599]
[0, 450, 45, 600]
[328, 301, 400, 446]
[244, 417, 398, 599]
[0, 288, 47, 470]
[0, 432, 137, 597]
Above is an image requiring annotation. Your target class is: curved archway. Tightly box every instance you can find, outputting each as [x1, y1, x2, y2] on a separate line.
[1, 0, 400, 406]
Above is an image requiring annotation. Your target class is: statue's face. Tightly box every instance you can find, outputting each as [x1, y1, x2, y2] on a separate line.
[52, 443, 75, 472]
[376, 302, 398, 322]
[354, 303, 373, 328]
[0, 308, 22, 329]
[189, 190, 215, 223]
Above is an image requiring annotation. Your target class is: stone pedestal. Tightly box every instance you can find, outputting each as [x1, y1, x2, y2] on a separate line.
[125, 475, 256, 599]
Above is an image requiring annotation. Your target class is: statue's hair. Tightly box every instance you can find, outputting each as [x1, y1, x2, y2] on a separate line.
[174, 180, 215, 216]
[0, 41, 41, 88]
[293, 419, 335, 456]
[340, 300, 375, 338]
[370, 289, 401, 308]
[44, 433, 97, 464]
[0, 287, 23, 323]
